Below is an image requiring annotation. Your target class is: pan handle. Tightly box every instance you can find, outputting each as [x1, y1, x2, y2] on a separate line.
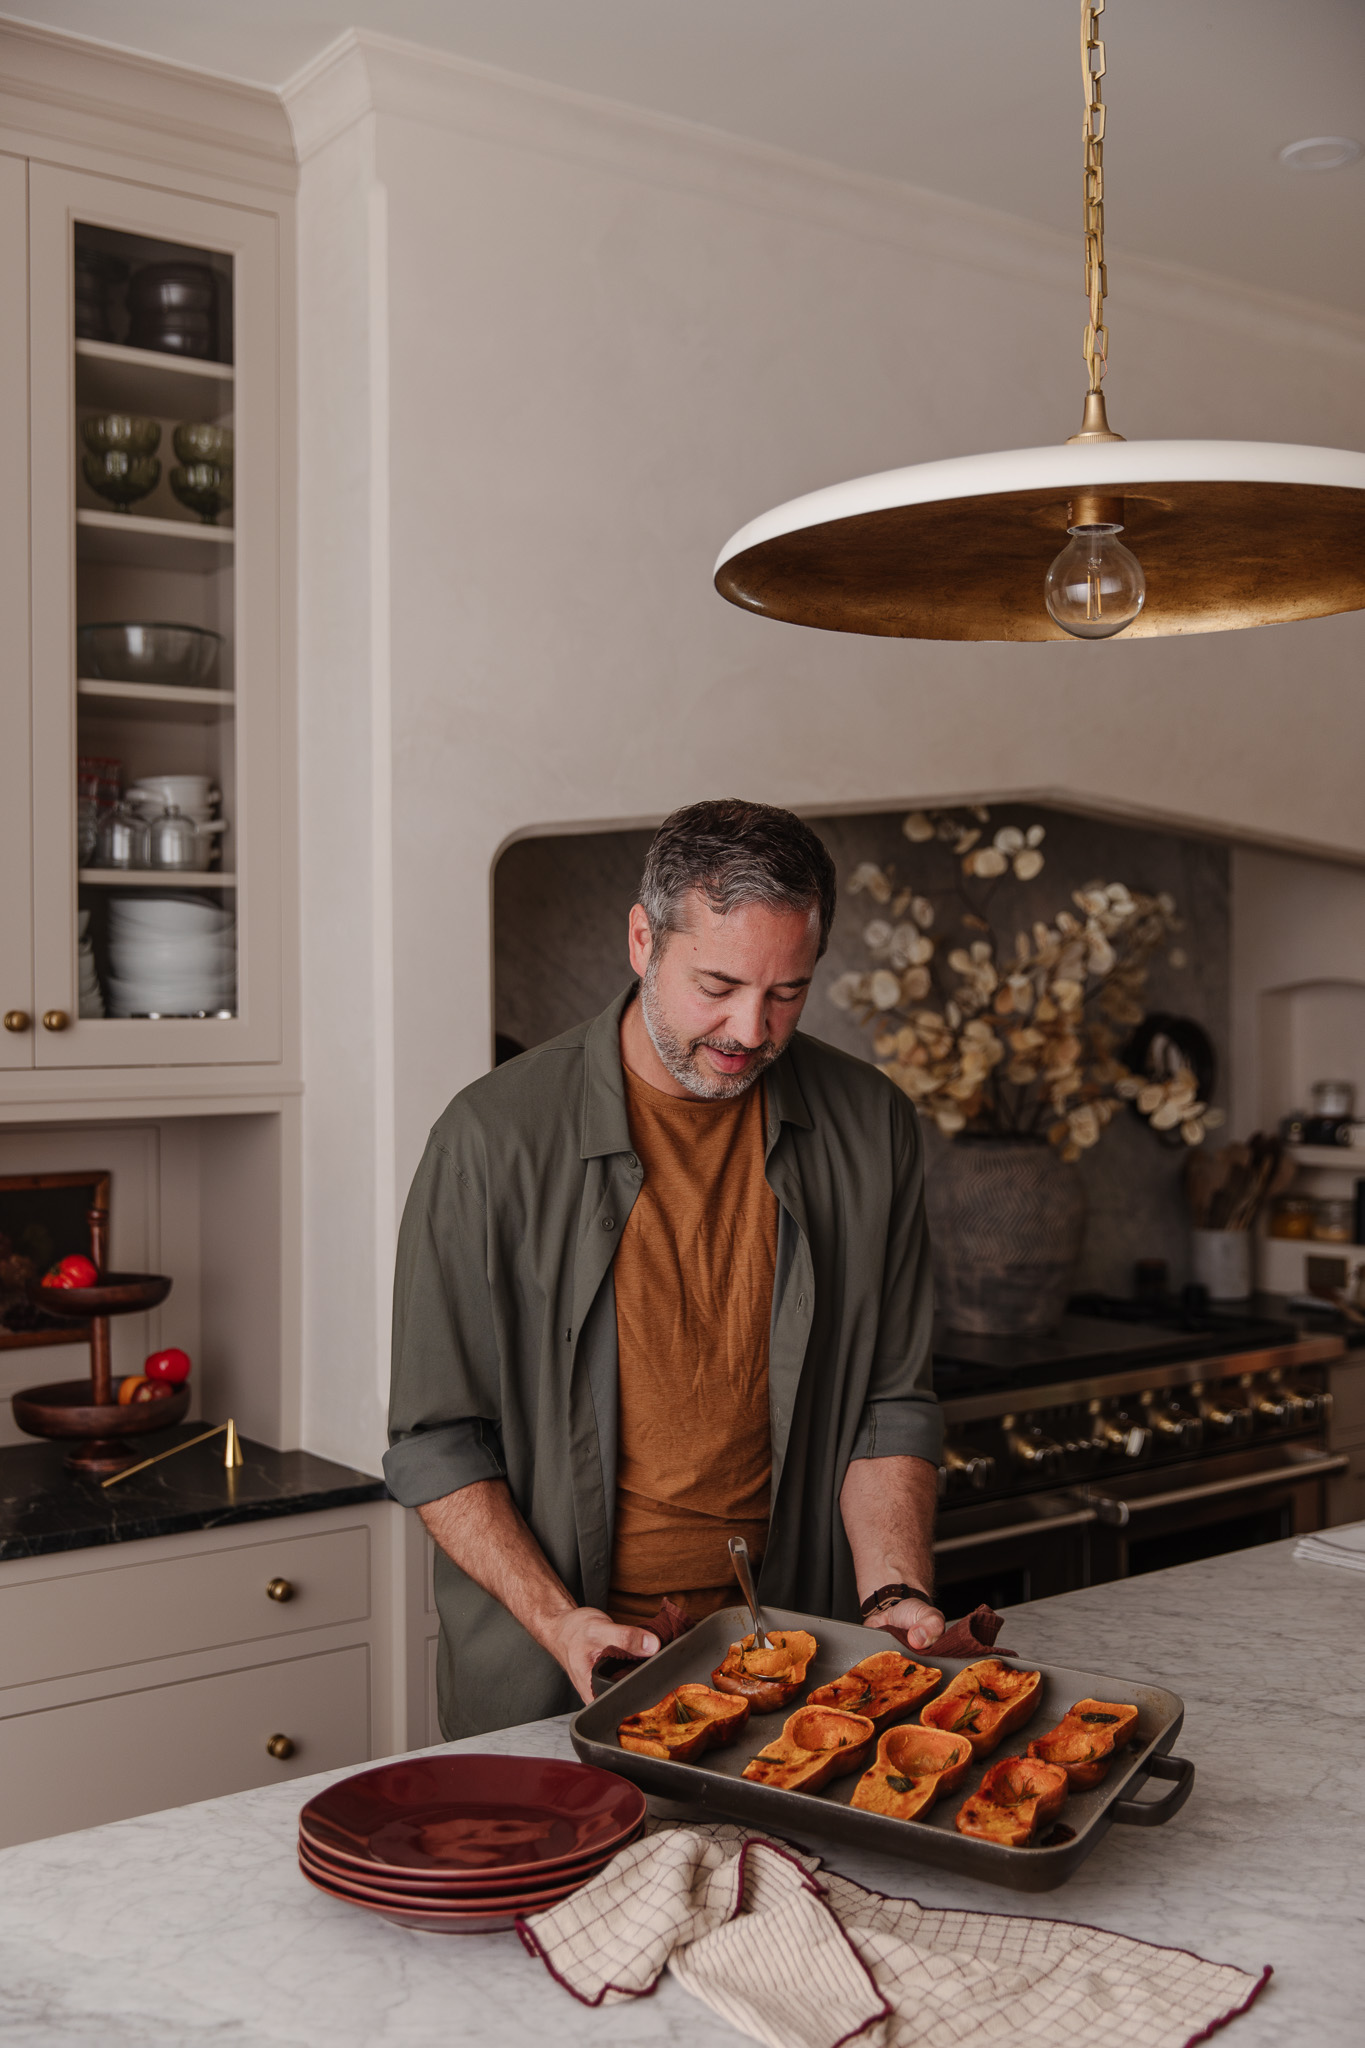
[1110, 1750, 1194, 1827]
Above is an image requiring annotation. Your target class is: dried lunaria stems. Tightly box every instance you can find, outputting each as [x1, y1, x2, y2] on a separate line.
[1184, 1138, 1292, 1233]
[829, 806, 1223, 1162]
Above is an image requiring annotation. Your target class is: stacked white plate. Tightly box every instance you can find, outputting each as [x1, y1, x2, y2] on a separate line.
[106, 894, 236, 1017]
[77, 908, 104, 1019]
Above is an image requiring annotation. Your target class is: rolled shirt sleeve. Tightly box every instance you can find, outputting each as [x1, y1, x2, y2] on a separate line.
[387, 1130, 508, 1507]
[848, 1092, 944, 1468]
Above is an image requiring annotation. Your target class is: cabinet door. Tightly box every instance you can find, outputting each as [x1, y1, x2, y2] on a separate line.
[0, 1644, 370, 1849]
[28, 163, 283, 1068]
[0, 154, 34, 1068]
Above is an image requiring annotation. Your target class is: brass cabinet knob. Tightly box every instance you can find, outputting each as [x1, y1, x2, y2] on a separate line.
[2, 1010, 29, 1033]
[266, 1577, 294, 1603]
[266, 1733, 296, 1761]
[41, 1010, 70, 1032]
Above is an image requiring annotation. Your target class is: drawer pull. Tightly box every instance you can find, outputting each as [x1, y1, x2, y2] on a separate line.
[266, 1733, 296, 1760]
[266, 1578, 295, 1603]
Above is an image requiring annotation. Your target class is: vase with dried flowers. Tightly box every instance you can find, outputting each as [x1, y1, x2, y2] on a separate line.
[828, 807, 1223, 1334]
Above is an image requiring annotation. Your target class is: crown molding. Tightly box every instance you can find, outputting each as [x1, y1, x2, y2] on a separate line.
[283, 28, 1365, 371]
[0, 15, 296, 194]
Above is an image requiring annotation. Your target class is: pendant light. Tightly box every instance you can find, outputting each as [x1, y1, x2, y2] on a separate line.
[714, 0, 1365, 642]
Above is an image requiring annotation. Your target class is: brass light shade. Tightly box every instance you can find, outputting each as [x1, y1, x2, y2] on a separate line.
[714, 440, 1365, 641]
[713, 1, 1365, 644]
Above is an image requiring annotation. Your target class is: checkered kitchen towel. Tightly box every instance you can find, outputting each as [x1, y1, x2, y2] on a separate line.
[516, 1823, 1270, 2048]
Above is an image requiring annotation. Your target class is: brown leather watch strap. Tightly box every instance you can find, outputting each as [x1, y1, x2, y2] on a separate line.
[859, 1581, 935, 1619]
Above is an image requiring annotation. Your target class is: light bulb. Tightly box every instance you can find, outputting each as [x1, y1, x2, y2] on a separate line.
[1044, 523, 1146, 640]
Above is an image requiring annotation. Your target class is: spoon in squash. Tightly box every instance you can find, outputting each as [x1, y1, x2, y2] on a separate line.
[728, 1535, 770, 1650]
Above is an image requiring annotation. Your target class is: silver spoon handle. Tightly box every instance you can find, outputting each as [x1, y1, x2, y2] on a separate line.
[727, 1535, 769, 1650]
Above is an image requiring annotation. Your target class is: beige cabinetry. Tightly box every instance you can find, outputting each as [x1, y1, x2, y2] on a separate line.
[0, 27, 297, 1109]
[0, 1503, 403, 1849]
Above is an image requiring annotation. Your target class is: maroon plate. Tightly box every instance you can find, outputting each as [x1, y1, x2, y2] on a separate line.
[300, 1754, 645, 1878]
[297, 1839, 605, 1910]
[298, 1820, 642, 1895]
[297, 1855, 580, 1933]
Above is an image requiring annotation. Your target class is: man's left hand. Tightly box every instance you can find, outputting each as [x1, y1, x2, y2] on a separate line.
[863, 1596, 944, 1651]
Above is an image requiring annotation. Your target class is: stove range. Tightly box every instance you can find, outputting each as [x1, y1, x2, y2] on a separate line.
[932, 1293, 1302, 1402]
[930, 1290, 1348, 1620]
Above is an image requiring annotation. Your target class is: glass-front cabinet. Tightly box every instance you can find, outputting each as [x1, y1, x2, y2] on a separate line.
[9, 164, 283, 1071]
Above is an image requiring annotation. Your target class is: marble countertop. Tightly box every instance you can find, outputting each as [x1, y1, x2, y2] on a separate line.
[1, 1534, 1361, 2045]
[0, 1428, 386, 1559]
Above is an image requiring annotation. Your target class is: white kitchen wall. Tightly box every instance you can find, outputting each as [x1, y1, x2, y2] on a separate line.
[286, 31, 1365, 1473]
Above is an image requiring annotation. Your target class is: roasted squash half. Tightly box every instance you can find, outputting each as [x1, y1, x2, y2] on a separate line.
[741, 1705, 875, 1791]
[807, 1650, 942, 1729]
[711, 1629, 818, 1712]
[920, 1658, 1042, 1758]
[850, 1724, 973, 1821]
[955, 1755, 1070, 1846]
[617, 1683, 750, 1762]
[1027, 1697, 1139, 1791]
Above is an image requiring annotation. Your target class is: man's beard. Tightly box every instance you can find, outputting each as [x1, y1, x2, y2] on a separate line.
[638, 955, 781, 1101]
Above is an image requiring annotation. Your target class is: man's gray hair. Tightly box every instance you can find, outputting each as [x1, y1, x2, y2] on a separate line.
[639, 799, 838, 959]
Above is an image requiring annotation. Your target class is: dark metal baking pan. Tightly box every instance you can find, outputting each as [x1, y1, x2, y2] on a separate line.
[571, 1605, 1191, 1893]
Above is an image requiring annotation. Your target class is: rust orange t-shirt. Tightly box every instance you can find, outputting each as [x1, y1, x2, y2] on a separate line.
[608, 1065, 778, 1614]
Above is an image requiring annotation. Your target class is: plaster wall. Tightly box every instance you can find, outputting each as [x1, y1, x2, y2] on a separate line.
[288, 33, 1365, 1471]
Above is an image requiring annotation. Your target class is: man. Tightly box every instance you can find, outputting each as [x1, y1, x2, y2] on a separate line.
[386, 799, 944, 1740]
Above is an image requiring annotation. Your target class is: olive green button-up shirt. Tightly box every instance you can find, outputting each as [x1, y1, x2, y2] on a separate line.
[386, 986, 941, 1740]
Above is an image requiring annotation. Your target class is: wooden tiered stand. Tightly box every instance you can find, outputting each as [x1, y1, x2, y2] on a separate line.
[11, 1204, 188, 1472]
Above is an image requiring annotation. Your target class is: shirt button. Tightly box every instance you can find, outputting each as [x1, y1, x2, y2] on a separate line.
[602, 1217, 616, 1231]
[626, 1154, 639, 1170]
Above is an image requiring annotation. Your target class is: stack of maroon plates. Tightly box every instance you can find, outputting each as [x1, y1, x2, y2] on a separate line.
[298, 1754, 646, 1933]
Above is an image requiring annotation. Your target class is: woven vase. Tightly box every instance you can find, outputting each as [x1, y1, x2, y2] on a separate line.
[927, 1135, 1085, 1336]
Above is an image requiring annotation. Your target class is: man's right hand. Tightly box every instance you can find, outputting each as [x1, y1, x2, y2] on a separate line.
[542, 1608, 660, 1705]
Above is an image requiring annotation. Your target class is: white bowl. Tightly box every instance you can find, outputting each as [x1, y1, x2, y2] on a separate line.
[108, 899, 234, 933]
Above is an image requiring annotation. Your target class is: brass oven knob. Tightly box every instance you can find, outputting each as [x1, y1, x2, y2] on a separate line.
[3, 1010, 29, 1033]
[41, 1010, 70, 1032]
[942, 1444, 995, 1491]
[266, 1577, 295, 1602]
[1090, 1407, 1150, 1458]
[266, 1733, 296, 1760]
[1143, 1397, 1203, 1452]
[1004, 1425, 1063, 1477]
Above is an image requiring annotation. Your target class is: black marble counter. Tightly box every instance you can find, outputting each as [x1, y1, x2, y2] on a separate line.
[0, 1426, 387, 1561]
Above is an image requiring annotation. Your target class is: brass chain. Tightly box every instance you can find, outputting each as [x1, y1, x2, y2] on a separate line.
[1081, 0, 1108, 391]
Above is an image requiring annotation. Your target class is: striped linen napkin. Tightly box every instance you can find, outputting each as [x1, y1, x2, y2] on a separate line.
[517, 1821, 1270, 2048]
[1295, 1520, 1365, 1572]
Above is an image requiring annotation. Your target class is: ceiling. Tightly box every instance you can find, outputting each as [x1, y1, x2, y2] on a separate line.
[6, 0, 1365, 314]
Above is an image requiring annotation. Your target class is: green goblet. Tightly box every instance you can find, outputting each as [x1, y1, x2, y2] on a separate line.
[81, 413, 161, 456]
[170, 461, 233, 525]
[82, 449, 160, 513]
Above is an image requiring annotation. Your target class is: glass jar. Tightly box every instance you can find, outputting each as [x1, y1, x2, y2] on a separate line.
[146, 802, 201, 871]
[1312, 1080, 1356, 1120]
[94, 802, 149, 870]
[1312, 1197, 1354, 1244]
[1269, 1196, 1316, 1241]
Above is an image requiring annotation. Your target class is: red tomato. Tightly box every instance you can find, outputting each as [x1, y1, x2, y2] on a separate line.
[41, 1270, 77, 1288]
[57, 1254, 99, 1287]
[143, 1347, 191, 1385]
[131, 1378, 174, 1404]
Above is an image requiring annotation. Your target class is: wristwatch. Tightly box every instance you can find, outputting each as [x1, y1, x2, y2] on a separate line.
[859, 1581, 936, 1619]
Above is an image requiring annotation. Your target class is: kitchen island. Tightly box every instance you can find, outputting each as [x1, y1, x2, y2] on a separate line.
[1, 1533, 1360, 2046]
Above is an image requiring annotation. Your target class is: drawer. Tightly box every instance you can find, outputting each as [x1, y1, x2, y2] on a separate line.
[0, 1525, 370, 1690]
[0, 1643, 370, 1849]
